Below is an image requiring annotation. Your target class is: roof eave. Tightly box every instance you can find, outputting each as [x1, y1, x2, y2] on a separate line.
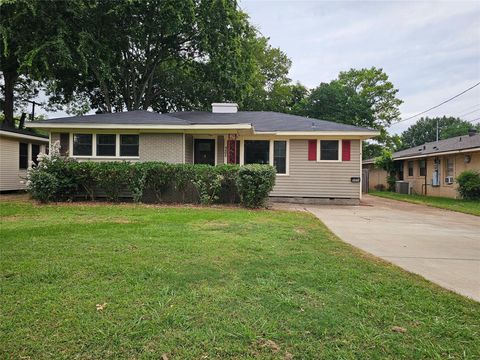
[393, 147, 480, 160]
[25, 122, 253, 130]
[0, 129, 49, 142]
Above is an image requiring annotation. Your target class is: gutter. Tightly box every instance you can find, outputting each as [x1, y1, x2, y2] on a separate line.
[25, 122, 253, 130]
[393, 147, 480, 161]
[0, 129, 49, 142]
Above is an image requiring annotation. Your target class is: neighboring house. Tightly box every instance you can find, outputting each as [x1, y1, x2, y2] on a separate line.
[363, 129, 480, 198]
[26, 103, 378, 204]
[0, 128, 49, 191]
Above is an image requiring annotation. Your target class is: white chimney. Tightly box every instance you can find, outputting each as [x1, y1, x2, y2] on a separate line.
[212, 103, 238, 113]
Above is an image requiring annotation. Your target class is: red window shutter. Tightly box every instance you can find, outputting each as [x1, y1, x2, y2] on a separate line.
[308, 140, 317, 161]
[342, 140, 351, 161]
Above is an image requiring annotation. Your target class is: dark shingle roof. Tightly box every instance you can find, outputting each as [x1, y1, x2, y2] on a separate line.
[0, 126, 48, 139]
[30, 110, 374, 132]
[32, 110, 189, 125]
[392, 133, 480, 159]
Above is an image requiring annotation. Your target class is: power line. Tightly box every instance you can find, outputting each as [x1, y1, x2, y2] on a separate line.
[458, 107, 480, 118]
[392, 81, 480, 126]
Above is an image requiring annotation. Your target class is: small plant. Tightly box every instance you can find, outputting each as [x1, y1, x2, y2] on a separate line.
[456, 170, 480, 200]
[374, 150, 396, 191]
[374, 184, 386, 191]
[237, 164, 276, 208]
[26, 170, 59, 203]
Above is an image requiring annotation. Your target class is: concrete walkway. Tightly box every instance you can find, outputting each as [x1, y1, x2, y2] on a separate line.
[277, 195, 480, 301]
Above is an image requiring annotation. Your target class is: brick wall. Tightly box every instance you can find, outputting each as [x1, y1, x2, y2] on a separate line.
[139, 133, 184, 163]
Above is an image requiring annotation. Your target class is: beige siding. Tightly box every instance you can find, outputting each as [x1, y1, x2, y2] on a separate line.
[271, 139, 361, 199]
[185, 134, 193, 164]
[217, 136, 224, 165]
[403, 151, 480, 198]
[0, 136, 47, 191]
[139, 133, 184, 163]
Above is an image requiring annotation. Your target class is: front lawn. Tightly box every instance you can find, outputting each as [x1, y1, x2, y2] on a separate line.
[1, 199, 479, 359]
[370, 190, 480, 216]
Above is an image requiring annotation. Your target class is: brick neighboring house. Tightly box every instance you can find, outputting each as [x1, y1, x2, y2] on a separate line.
[25, 103, 379, 204]
[363, 129, 480, 198]
[0, 128, 49, 191]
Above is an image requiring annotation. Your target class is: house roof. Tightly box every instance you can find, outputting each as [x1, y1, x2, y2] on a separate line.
[0, 127, 48, 141]
[25, 110, 377, 134]
[363, 133, 480, 164]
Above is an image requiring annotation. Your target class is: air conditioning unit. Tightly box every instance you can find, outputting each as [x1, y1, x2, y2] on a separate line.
[444, 176, 454, 185]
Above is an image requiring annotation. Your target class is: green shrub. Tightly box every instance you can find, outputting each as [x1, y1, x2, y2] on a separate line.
[26, 169, 59, 203]
[193, 165, 223, 205]
[128, 163, 148, 203]
[456, 170, 480, 200]
[72, 162, 97, 200]
[237, 164, 276, 208]
[172, 164, 196, 202]
[143, 162, 174, 202]
[216, 164, 240, 203]
[93, 162, 130, 202]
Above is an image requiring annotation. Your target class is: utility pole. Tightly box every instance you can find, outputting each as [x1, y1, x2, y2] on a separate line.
[25, 99, 42, 121]
[436, 118, 439, 142]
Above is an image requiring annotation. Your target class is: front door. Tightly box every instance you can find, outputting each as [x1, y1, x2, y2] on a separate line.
[194, 139, 215, 165]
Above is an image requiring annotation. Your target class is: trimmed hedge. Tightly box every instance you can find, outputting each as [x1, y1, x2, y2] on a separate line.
[27, 152, 276, 208]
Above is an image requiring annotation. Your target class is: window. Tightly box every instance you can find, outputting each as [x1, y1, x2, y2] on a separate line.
[120, 135, 139, 157]
[19, 143, 28, 169]
[60, 133, 69, 156]
[96, 134, 116, 156]
[320, 140, 339, 161]
[31, 144, 40, 165]
[419, 159, 426, 177]
[273, 141, 287, 174]
[408, 161, 414, 176]
[244, 140, 270, 165]
[446, 158, 454, 177]
[73, 134, 92, 156]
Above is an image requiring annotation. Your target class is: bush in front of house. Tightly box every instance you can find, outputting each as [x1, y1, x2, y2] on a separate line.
[456, 170, 480, 200]
[26, 150, 274, 207]
[237, 164, 276, 208]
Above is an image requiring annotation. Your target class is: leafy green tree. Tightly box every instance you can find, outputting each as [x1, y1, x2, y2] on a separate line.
[374, 149, 396, 191]
[0, 0, 74, 127]
[400, 116, 480, 149]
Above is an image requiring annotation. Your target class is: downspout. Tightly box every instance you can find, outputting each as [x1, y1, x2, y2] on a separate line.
[424, 158, 427, 196]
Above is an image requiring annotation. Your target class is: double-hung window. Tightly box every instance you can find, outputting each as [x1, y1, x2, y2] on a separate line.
[419, 159, 426, 176]
[31, 144, 40, 165]
[408, 161, 414, 177]
[96, 134, 116, 156]
[446, 158, 454, 178]
[273, 141, 287, 174]
[73, 134, 93, 156]
[319, 140, 339, 161]
[19, 143, 28, 169]
[120, 135, 139, 157]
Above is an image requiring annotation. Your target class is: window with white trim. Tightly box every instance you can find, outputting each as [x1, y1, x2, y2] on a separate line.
[244, 140, 270, 165]
[73, 134, 92, 156]
[19, 143, 28, 169]
[96, 134, 116, 156]
[319, 140, 339, 161]
[273, 140, 287, 174]
[120, 135, 139, 157]
[446, 158, 454, 177]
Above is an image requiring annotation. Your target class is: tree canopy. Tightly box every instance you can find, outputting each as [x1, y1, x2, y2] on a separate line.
[400, 116, 480, 149]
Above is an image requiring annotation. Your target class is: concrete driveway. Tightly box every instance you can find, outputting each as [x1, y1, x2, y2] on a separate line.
[291, 195, 480, 301]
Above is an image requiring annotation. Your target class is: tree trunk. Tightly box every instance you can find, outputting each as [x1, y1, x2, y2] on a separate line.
[2, 70, 17, 128]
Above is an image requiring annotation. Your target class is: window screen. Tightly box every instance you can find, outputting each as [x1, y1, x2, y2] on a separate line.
[19, 143, 28, 169]
[408, 161, 414, 176]
[320, 140, 339, 160]
[419, 160, 426, 176]
[73, 134, 92, 156]
[120, 135, 139, 157]
[273, 141, 287, 174]
[97, 134, 116, 156]
[244, 140, 270, 165]
[31, 144, 40, 165]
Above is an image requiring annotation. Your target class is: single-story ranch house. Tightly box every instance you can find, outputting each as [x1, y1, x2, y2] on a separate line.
[363, 130, 480, 198]
[26, 103, 378, 203]
[0, 128, 49, 191]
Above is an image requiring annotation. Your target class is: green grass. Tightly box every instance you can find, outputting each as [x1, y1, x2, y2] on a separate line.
[370, 190, 480, 216]
[1, 199, 479, 359]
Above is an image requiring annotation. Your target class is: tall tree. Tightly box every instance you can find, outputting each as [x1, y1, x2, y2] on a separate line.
[0, 0, 74, 127]
[400, 116, 480, 149]
[293, 67, 403, 159]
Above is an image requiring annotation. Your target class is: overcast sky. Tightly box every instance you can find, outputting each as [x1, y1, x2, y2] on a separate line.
[241, 0, 480, 134]
[38, 0, 480, 135]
